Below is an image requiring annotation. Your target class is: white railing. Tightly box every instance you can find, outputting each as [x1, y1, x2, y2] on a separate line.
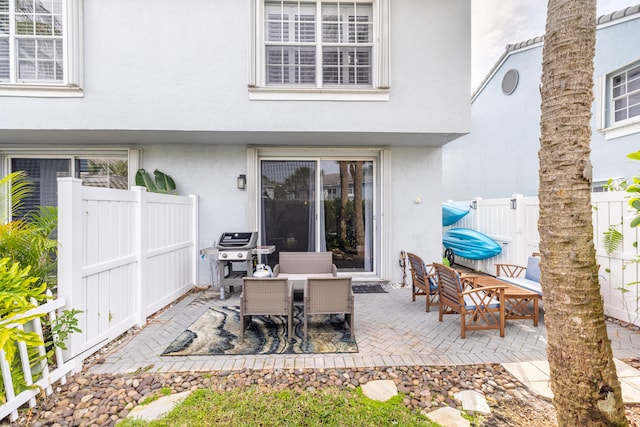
[1, 295, 75, 422]
[446, 191, 640, 325]
[57, 178, 198, 363]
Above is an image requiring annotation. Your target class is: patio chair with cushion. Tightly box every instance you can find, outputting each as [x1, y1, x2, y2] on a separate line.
[273, 251, 338, 276]
[304, 277, 354, 341]
[240, 277, 293, 342]
[495, 253, 543, 297]
[433, 263, 506, 339]
[407, 252, 438, 312]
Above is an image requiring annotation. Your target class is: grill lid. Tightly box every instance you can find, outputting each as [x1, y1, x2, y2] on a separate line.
[217, 232, 258, 249]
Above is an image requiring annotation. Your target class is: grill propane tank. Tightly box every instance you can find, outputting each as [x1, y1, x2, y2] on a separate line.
[253, 264, 273, 278]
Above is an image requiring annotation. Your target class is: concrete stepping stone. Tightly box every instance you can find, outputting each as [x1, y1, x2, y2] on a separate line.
[454, 390, 491, 415]
[361, 379, 397, 402]
[127, 391, 191, 422]
[504, 359, 640, 403]
[424, 406, 470, 427]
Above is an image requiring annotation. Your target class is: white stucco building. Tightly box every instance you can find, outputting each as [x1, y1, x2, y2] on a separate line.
[1, 0, 471, 284]
[443, 4, 640, 201]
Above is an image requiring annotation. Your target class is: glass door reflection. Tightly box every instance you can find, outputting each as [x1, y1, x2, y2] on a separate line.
[260, 159, 373, 273]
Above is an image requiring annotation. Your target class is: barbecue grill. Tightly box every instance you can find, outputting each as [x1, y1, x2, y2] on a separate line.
[217, 231, 259, 295]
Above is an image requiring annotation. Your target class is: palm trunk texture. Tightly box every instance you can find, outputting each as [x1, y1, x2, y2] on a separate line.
[339, 161, 349, 244]
[350, 161, 365, 258]
[539, 0, 627, 425]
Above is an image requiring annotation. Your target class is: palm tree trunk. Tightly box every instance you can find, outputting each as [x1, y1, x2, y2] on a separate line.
[339, 161, 349, 245]
[539, 0, 627, 424]
[350, 161, 365, 258]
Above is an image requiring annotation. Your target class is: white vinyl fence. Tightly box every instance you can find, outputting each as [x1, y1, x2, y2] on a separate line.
[57, 178, 198, 363]
[446, 192, 640, 326]
[1, 294, 75, 422]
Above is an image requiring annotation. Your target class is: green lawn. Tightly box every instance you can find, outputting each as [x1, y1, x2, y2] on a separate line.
[118, 386, 449, 426]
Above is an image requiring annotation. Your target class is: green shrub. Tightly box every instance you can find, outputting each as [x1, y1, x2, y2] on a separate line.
[0, 258, 48, 365]
[0, 171, 58, 289]
[0, 258, 50, 402]
[0, 171, 81, 402]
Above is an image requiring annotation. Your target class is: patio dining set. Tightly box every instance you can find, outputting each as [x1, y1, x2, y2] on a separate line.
[407, 252, 542, 339]
[240, 251, 354, 342]
[240, 249, 542, 343]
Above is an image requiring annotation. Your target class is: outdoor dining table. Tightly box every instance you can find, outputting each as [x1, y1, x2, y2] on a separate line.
[475, 275, 539, 326]
[275, 273, 336, 303]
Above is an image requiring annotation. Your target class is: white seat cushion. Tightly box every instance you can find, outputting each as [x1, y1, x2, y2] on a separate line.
[463, 290, 501, 310]
[497, 277, 542, 296]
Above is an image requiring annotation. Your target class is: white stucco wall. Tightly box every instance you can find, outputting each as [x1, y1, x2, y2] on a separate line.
[0, 0, 470, 138]
[444, 46, 543, 200]
[443, 13, 640, 201]
[389, 146, 443, 282]
[138, 144, 248, 284]
[138, 144, 442, 285]
[0, 0, 468, 285]
[591, 17, 640, 184]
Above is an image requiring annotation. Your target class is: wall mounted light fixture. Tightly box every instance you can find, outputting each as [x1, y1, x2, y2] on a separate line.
[237, 174, 246, 190]
[510, 198, 517, 209]
[470, 200, 477, 209]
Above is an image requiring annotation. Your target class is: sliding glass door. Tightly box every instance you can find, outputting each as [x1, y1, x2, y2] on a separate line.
[321, 160, 374, 272]
[261, 161, 318, 254]
[260, 159, 374, 273]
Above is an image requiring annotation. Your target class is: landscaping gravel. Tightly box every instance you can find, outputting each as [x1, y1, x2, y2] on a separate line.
[11, 363, 559, 427]
[7, 300, 640, 426]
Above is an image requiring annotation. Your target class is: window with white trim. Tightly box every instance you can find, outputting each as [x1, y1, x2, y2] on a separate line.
[250, 0, 389, 98]
[265, 1, 373, 86]
[0, 0, 82, 96]
[611, 63, 640, 124]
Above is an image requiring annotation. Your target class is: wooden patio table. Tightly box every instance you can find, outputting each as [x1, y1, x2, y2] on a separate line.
[474, 275, 539, 326]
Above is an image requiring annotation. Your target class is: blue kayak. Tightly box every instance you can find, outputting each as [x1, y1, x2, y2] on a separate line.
[442, 228, 502, 260]
[442, 203, 470, 226]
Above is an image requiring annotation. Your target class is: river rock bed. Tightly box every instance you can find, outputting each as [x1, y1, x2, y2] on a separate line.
[10, 364, 558, 427]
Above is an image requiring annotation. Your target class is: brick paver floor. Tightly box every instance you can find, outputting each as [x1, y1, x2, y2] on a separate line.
[87, 284, 640, 375]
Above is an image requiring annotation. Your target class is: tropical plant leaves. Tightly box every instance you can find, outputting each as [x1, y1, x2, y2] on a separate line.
[0, 171, 31, 224]
[0, 258, 48, 366]
[135, 168, 176, 194]
[627, 151, 640, 162]
[603, 226, 623, 255]
[153, 169, 176, 194]
[0, 173, 58, 286]
[135, 168, 158, 193]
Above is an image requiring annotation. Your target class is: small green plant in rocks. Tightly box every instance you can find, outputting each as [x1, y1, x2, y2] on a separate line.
[139, 387, 173, 406]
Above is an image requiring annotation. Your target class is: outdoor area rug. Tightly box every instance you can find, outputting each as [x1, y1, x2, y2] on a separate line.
[161, 306, 357, 356]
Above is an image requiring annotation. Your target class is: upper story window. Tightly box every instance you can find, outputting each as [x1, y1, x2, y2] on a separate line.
[265, 1, 373, 87]
[611, 64, 640, 124]
[0, 0, 82, 97]
[250, 0, 390, 101]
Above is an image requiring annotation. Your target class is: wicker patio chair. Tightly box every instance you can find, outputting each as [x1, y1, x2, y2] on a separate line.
[273, 252, 337, 276]
[407, 252, 438, 312]
[304, 277, 354, 341]
[240, 277, 293, 342]
[433, 263, 506, 339]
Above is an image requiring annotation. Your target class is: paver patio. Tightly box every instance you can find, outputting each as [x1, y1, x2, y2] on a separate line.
[88, 284, 640, 376]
